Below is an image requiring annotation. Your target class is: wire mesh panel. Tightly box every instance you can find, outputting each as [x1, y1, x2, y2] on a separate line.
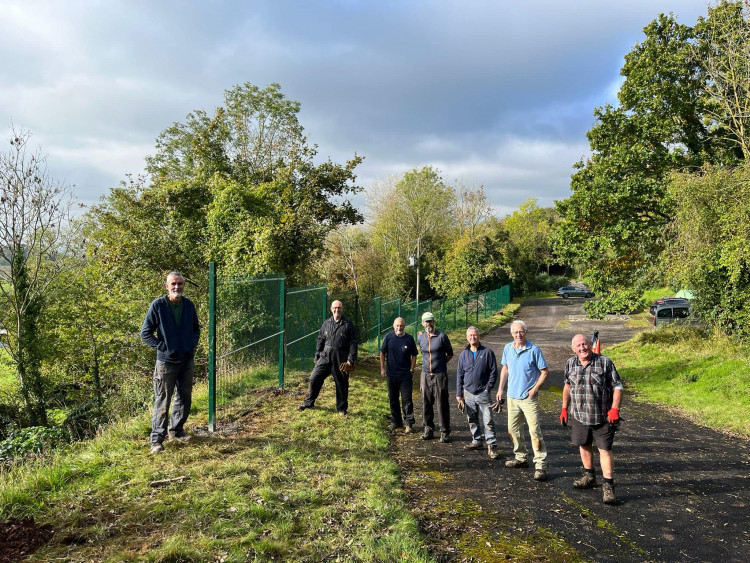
[285, 285, 326, 377]
[214, 275, 284, 420]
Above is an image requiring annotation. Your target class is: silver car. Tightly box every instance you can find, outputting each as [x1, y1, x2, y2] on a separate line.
[556, 286, 594, 299]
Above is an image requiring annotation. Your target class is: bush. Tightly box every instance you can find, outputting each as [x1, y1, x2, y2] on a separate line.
[0, 426, 67, 465]
[584, 288, 643, 318]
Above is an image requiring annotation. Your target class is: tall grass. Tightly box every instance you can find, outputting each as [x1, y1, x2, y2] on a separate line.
[607, 326, 750, 437]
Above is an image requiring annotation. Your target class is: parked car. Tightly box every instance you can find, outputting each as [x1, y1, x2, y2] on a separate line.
[649, 297, 689, 316]
[653, 303, 694, 327]
[556, 286, 594, 298]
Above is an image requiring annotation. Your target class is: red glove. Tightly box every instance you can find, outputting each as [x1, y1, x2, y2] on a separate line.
[607, 408, 620, 424]
[560, 408, 568, 426]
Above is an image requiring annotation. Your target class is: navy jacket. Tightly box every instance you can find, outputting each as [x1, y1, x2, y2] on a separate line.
[141, 295, 200, 364]
[456, 343, 498, 397]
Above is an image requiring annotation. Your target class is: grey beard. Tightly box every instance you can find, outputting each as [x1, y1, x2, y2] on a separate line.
[425, 325, 434, 333]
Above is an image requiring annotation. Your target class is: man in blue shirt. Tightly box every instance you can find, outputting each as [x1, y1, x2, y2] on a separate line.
[417, 311, 453, 442]
[141, 271, 201, 455]
[456, 326, 500, 459]
[497, 320, 549, 480]
[380, 317, 418, 432]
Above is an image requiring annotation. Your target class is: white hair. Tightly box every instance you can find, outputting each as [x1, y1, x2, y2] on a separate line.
[510, 320, 527, 333]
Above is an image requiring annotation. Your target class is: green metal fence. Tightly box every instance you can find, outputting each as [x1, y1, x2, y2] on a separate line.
[208, 261, 512, 429]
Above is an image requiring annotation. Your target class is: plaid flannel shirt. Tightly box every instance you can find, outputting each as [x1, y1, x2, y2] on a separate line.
[564, 353, 621, 426]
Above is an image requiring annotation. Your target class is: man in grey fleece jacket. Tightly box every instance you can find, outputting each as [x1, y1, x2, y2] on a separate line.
[140, 271, 200, 454]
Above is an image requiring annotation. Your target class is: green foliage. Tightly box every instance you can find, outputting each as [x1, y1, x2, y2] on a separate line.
[428, 233, 508, 298]
[0, 426, 67, 465]
[666, 164, 750, 336]
[500, 199, 561, 295]
[584, 287, 644, 318]
[554, 8, 741, 311]
[369, 166, 455, 298]
[0, 371, 433, 561]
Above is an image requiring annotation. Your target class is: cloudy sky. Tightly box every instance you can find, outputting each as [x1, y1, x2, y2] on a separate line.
[0, 0, 710, 217]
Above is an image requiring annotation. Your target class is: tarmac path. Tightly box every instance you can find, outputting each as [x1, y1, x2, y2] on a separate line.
[394, 297, 750, 562]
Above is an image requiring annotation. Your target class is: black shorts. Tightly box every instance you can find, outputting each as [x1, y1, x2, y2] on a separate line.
[570, 417, 615, 451]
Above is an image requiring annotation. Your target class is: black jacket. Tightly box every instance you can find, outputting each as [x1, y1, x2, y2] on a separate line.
[315, 315, 357, 365]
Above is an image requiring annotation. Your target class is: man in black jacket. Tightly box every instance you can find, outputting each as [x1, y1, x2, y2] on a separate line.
[456, 326, 500, 459]
[298, 300, 357, 415]
[140, 271, 201, 454]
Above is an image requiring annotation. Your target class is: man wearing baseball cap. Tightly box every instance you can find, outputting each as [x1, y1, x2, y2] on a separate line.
[417, 311, 454, 442]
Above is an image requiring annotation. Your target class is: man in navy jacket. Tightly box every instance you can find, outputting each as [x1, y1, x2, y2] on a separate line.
[141, 271, 200, 454]
[456, 326, 500, 459]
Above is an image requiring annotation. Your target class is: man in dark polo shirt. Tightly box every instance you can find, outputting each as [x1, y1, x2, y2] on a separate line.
[560, 333, 623, 505]
[140, 271, 201, 454]
[380, 317, 418, 432]
[417, 311, 453, 442]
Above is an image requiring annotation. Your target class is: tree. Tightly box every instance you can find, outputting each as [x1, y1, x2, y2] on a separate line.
[0, 128, 79, 425]
[428, 231, 508, 298]
[368, 167, 455, 298]
[666, 165, 750, 336]
[554, 11, 736, 315]
[452, 182, 492, 240]
[696, 1, 750, 162]
[90, 83, 364, 286]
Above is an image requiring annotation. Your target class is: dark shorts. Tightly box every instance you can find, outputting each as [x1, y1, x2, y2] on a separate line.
[570, 417, 615, 451]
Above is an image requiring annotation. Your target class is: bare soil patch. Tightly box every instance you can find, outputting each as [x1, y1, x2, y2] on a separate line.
[0, 517, 54, 562]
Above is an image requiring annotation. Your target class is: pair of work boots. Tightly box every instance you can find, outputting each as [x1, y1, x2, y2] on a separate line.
[574, 469, 617, 505]
[420, 429, 449, 443]
[463, 440, 500, 459]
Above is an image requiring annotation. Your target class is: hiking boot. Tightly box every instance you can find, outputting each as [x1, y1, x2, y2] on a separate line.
[533, 469, 548, 481]
[439, 432, 450, 443]
[404, 425, 413, 434]
[338, 410, 347, 417]
[574, 470, 596, 489]
[488, 444, 501, 460]
[464, 441, 483, 451]
[168, 431, 191, 443]
[298, 403, 312, 411]
[150, 443, 164, 455]
[389, 422, 404, 431]
[505, 458, 529, 468]
[602, 482, 617, 505]
[420, 429, 434, 440]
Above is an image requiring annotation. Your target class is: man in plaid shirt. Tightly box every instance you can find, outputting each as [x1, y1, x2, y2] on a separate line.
[560, 334, 623, 505]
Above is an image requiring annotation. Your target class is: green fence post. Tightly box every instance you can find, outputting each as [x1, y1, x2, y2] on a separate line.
[208, 261, 217, 432]
[377, 296, 382, 351]
[453, 298, 457, 331]
[279, 277, 286, 389]
[475, 294, 479, 324]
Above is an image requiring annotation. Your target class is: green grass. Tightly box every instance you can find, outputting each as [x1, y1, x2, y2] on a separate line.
[0, 347, 17, 396]
[606, 326, 750, 437]
[0, 368, 433, 562]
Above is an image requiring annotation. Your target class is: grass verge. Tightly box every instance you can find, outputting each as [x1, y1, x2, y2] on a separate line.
[0, 366, 433, 561]
[606, 326, 750, 437]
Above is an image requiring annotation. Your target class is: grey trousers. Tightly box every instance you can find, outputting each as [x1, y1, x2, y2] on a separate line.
[151, 359, 194, 444]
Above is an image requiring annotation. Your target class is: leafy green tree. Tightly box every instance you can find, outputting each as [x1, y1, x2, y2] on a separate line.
[428, 231, 509, 298]
[666, 165, 750, 335]
[90, 82, 364, 288]
[368, 167, 455, 298]
[555, 10, 737, 314]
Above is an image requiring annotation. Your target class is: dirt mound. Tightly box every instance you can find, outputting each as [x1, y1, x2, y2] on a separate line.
[0, 517, 54, 562]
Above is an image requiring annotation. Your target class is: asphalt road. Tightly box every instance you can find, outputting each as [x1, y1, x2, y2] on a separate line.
[395, 297, 750, 562]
